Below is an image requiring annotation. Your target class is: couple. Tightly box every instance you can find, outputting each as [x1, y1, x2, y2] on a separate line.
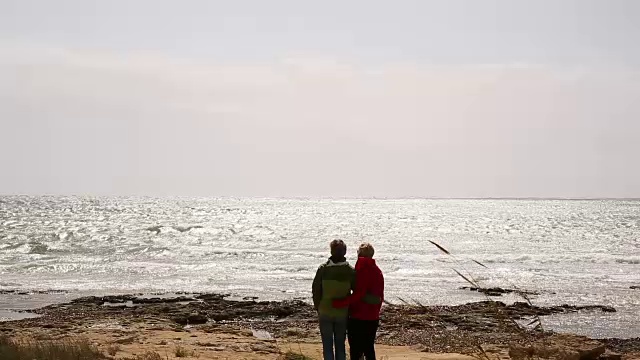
[312, 240, 384, 360]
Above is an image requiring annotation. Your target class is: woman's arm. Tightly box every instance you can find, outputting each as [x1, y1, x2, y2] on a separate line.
[332, 268, 369, 308]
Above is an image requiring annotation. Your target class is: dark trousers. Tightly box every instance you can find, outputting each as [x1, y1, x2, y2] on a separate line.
[319, 316, 347, 360]
[347, 318, 379, 360]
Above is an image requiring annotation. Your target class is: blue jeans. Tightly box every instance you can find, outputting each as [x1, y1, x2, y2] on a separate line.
[319, 316, 347, 360]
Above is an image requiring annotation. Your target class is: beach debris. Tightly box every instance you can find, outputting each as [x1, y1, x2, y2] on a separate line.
[251, 329, 273, 340]
[599, 352, 623, 360]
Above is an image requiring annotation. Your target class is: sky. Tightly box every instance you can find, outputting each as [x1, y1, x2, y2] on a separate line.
[1, 0, 639, 198]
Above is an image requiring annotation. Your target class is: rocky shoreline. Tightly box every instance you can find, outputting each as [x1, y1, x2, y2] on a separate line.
[1, 293, 638, 358]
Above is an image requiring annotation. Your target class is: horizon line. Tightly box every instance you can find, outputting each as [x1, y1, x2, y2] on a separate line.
[1, 194, 639, 201]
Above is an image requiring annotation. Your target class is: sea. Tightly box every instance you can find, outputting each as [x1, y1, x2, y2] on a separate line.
[0, 196, 638, 338]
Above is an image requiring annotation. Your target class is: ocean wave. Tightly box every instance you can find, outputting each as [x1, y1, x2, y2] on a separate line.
[53, 231, 74, 241]
[28, 243, 48, 254]
[2, 196, 639, 318]
[477, 254, 640, 265]
[242, 264, 311, 273]
[390, 267, 448, 277]
[142, 225, 241, 237]
[615, 257, 640, 264]
[0, 242, 50, 255]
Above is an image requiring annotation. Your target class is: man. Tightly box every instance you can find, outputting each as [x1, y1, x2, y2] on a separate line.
[312, 239, 355, 360]
[333, 243, 384, 360]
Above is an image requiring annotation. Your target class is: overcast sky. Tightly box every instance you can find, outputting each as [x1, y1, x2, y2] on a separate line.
[1, 0, 639, 198]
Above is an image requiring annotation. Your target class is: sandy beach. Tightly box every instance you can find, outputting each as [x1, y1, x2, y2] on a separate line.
[2, 293, 639, 360]
[5, 323, 474, 360]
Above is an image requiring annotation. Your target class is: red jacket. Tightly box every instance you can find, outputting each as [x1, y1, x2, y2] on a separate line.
[332, 257, 384, 320]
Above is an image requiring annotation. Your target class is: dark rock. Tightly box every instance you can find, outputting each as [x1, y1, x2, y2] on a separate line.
[195, 294, 229, 302]
[460, 286, 540, 297]
[602, 338, 640, 353]
[187, 313, 208, 324]
[131, 296, 196, 304]
[508, 345, 538, 360]
[578, 344, 605, 360]
[210, 313, 232, 322]
[630, 286, 639, 290]
[171, 312, 207, 325]
[559, 304, 617, 313]
[72, 295, 136, 305]
[171, 313, 189, 325]
[462, 286, 512, 296]
[0, 289, 68, 295]
[598, 352, 622, 360]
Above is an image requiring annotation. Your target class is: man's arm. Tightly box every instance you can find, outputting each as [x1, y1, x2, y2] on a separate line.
[312, 266, 323, 310]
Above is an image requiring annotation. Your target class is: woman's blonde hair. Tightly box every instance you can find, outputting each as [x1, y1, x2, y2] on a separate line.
[357, 243, 375, 258]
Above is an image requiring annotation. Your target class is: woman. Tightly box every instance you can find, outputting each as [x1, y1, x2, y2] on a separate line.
[333, 243, 384, 360]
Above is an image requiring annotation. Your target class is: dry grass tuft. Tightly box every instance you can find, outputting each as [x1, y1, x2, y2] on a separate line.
[284, 327, 305, 337]
[0, 335, 106, 360]
[427, 239, 546, 359]
[106, 343, 121, 356]
[174, 344, 197, 358]
[122, 351, 164, 360]
[280, 350, 316, 360]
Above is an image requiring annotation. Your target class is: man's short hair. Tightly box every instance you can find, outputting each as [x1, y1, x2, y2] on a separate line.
[358, 243, 375, 258]
[330, 239, 347, 257]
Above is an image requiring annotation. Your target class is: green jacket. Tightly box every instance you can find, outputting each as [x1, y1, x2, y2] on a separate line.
[312, 257, 355, 319]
